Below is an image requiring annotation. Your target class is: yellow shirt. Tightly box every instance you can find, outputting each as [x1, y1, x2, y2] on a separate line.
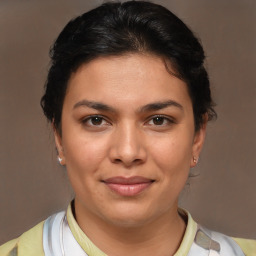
[0, 205, 255, 256]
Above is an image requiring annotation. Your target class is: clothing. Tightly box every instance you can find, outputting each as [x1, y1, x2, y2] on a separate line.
[0, 205, 255, 256]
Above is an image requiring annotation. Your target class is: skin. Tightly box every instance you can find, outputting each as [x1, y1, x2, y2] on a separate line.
[55, 53, 206, 256]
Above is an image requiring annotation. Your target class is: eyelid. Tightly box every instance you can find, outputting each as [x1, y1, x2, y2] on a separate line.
[81, 114, 175, 127]
[145, 114, 176, 125]
[81, 115, 112, 126]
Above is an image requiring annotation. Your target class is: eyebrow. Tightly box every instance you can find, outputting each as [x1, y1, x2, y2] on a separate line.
[139, 100, 183, 112]
[73, 99, 183, 112]
[73, 100, 115, 112]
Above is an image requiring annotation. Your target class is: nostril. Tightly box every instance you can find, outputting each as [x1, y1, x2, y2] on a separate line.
[112, 157, 144, 167]
[113, 158, 122, 164]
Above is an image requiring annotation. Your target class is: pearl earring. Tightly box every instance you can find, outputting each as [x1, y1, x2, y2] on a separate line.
[193, 156, 198, 164]
[58, 156, 63, 165]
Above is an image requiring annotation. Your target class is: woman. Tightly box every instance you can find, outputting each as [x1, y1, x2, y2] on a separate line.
[0, 1, 255, 255]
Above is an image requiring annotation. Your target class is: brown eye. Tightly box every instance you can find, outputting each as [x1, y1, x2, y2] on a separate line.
[152, 116, 165, 125]
[147, 115, 174, 127]
[91, 116, 103, 125]
[82, 115, 109, 127]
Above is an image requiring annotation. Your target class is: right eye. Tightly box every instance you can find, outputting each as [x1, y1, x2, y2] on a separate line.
[82, 115, 110, 128]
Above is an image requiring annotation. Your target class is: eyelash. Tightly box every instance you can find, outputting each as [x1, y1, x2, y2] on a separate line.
[81, 114, 175, 128]
[146, 115, 175, 126]
[82, 115, 110, 127]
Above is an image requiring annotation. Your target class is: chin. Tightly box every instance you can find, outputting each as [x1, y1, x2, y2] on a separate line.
[100, 203, 159, 228]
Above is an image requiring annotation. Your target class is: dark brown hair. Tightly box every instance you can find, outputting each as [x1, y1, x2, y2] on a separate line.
[41, 1, 216, 132]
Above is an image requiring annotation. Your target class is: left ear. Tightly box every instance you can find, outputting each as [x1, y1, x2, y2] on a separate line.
[190, 120, 207, 168]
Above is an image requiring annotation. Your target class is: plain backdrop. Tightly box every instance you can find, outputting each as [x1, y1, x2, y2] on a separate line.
[0, 0, 255, 244]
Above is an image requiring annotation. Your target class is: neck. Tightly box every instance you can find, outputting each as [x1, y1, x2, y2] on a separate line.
[74, 200, 186, 256]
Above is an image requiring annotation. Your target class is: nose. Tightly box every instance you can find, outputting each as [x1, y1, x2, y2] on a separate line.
[109, 122, 147, 167]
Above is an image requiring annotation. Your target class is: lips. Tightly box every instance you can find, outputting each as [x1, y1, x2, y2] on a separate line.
[103, 176, 154, 196]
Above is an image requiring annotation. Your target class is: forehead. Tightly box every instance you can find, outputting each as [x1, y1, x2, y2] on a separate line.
[65, 54, 192, 111]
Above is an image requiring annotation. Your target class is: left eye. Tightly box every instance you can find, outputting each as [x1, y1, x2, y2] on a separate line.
[90, 116, 104, 125]
[147, 116, 174, 126]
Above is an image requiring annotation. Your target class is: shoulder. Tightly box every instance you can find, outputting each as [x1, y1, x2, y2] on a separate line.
[0, 221, 45, 256]
[179, 209, 256, 256]
[232, 237, 256, 256]
[193, 225, 256, 256]
[0, 239, 18, 256]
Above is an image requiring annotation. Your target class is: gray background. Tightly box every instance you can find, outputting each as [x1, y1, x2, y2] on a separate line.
[0, 0, 255, 244]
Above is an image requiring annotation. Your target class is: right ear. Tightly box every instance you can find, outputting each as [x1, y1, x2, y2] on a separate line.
[53, 124, 66, 166]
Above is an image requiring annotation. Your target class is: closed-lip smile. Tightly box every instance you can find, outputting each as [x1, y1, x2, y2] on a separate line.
[103, 176, 155, 196]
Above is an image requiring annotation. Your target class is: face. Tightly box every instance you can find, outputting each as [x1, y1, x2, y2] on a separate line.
[55, 54, 206, 227]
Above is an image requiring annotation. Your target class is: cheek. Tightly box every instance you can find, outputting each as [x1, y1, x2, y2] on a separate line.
[63, 134, 109, 177]
[63, 135, 110, 204]
[149, 130, 193, 177]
